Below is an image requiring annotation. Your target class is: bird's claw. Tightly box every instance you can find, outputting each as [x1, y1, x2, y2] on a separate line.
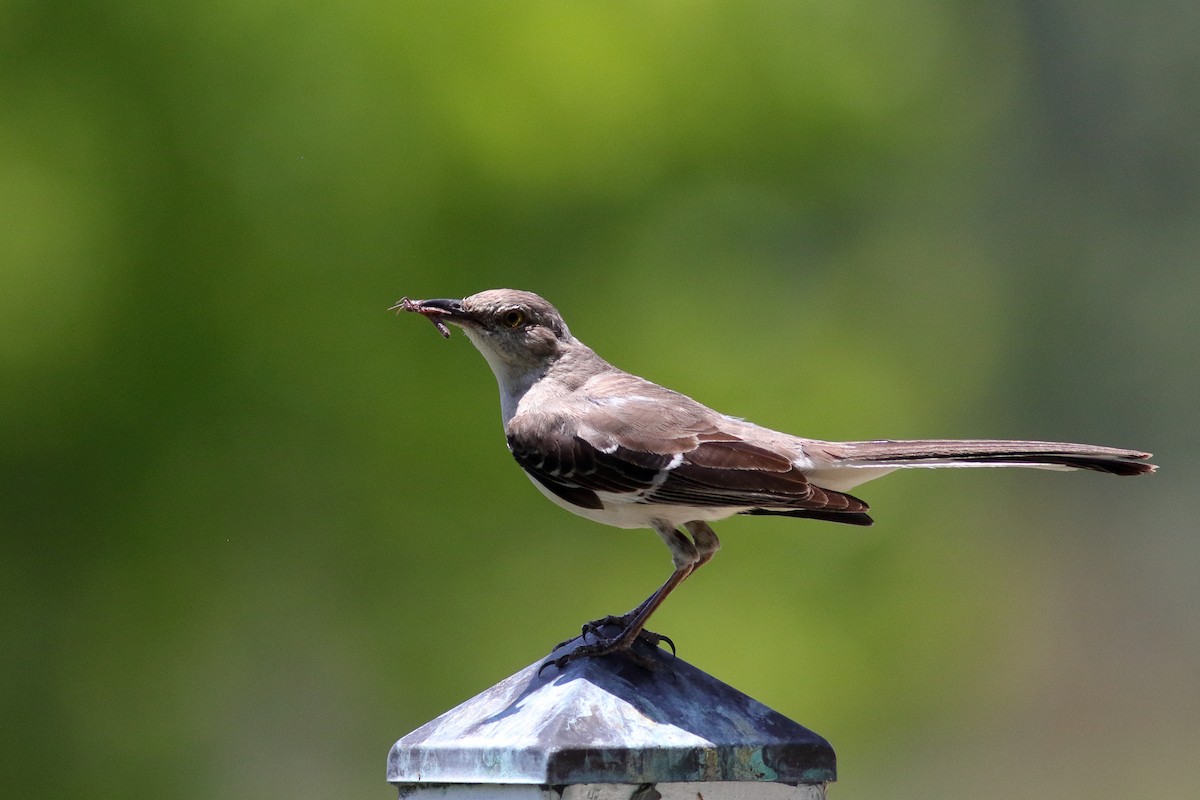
[642, 629, 675, 656]
[540, 621, 675, 675]
[588, 621, 674, 656]
[537, 653, 571, 676]
[551, 614, 627, 650]
[579, 615, 625, 643]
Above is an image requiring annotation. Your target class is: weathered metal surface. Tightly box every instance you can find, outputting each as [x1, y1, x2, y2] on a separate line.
[388, 637, 835, 788]
[395, 781, 827, 800]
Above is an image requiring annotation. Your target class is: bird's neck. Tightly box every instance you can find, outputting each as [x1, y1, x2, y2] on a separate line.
[488, 339, 609, 424]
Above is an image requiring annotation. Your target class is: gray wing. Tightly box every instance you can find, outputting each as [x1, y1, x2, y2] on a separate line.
[506, 373, 872, 525]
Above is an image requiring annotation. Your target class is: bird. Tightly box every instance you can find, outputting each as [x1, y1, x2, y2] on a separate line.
[393, 289, 1155, 671]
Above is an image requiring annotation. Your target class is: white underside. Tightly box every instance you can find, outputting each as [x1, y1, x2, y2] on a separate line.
[525, 473, 750, 530]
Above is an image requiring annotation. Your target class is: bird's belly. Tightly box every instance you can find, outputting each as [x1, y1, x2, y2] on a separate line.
[524, 474, 745, 530]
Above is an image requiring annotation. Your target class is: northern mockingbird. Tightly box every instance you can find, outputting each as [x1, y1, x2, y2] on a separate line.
[394, 289, 1155, 670]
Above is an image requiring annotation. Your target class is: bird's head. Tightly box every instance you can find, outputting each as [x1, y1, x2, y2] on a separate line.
[394, 289, 574, 375]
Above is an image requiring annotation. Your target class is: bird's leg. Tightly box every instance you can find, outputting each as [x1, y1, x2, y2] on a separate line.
[543, 520, 720, 672]
[574, 521, 720, 647]
[578, 603, 652, 642]
[553, 583, 673, 653]
[576, 593, 673, 654]
[546, 564, 691, 671]
[684, 520, 721, 569]
[553, 611, 661, 650]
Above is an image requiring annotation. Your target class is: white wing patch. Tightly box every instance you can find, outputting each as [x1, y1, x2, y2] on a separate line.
[647, 453, 684, 492]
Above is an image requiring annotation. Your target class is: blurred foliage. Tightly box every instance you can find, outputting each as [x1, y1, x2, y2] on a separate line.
[2, 2, 1197, 799]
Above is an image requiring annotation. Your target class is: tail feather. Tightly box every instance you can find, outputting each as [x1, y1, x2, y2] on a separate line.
[820, 439, 1156, 477]
[742, 507, 875, 526]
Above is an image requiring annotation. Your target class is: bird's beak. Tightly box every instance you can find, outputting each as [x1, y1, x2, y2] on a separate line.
[390, 296, 469, 339]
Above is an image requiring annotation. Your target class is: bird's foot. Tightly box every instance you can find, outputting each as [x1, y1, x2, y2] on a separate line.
[553, 612, 674, 650]
[584, 618, 675, 658]
[541, 617, 674, 675]
[580, 614, 634, 642]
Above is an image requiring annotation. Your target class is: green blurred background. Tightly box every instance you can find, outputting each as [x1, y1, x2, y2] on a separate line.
[3, 1, 1196, 798]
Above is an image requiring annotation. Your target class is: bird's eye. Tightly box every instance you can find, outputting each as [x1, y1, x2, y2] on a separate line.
[502, 309, 526, 328]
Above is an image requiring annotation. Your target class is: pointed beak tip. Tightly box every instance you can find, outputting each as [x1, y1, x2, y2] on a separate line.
[391, 296, 456, 339]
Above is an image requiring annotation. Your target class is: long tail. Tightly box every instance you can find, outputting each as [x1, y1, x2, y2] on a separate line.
[804, 439, 1155, 492]
[828, 439, 1155, 475]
